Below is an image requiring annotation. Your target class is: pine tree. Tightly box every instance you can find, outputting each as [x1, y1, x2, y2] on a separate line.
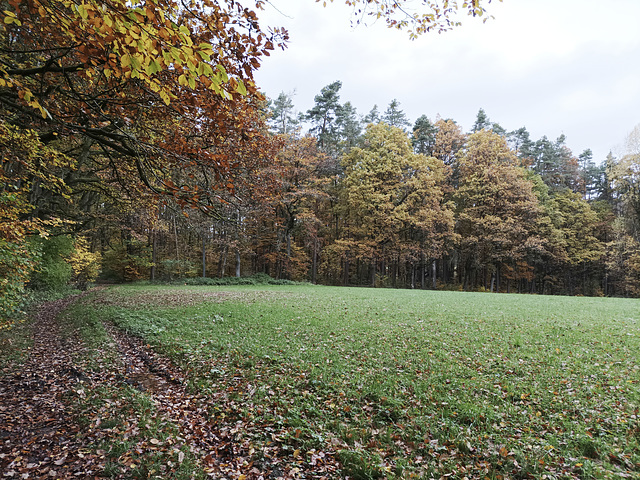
[471, 108, 491, 132]
[363, 105, 380, 125]
[269, 91, 298, 135]
[383, 99, 410, 130]
[305, 81, 343, 153]
[412, 115, 437, 155]
[336, 101, 363, 151]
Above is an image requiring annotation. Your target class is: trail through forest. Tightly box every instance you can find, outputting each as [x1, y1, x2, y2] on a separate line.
[0, 294, 338, 479]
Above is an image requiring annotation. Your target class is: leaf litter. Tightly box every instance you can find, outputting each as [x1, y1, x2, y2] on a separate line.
[2, 285, 639, 479]
[1, 290, 338, 479]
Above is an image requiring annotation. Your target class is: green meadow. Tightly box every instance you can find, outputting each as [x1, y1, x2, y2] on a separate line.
[60, 285, 640, 478]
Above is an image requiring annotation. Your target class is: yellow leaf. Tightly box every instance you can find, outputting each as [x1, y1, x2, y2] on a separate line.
[77, 3, 88, 19]
[4, 15, 21, 26]
[159, 90, 170, 105]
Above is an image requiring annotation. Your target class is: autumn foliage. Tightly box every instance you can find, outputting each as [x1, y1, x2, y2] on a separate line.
[0, 0, 284, 321]
[2, 0, 640, 327]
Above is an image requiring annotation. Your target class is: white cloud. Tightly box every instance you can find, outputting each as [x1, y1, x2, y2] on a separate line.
[254, 0, 640, 161]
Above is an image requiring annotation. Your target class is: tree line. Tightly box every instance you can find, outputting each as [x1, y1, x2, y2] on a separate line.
[194, 84, 637, 298]
[60, 82, 639, 300]
[1, 0, 638, 325]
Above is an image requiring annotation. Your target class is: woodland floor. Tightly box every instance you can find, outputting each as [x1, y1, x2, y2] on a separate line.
[0, 292, 339, 479]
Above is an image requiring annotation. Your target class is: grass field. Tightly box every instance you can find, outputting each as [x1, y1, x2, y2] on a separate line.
[37, 285, 640, 478]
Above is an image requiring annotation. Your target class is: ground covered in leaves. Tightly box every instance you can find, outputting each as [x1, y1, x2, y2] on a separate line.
[2, 284, 640, 480]
[0, 289, 339, 479]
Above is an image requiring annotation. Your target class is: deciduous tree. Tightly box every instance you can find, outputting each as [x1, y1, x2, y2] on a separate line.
[340, 122, 455, 287]
[455, 130, 542, 292]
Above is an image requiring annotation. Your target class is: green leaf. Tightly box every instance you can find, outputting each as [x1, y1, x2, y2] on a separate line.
[236, 78, 247, 96]
[216, 65, 228, 83]
[129, 54, 141, 70]
[77, 3, 88, 19]
[147, 59, 161, 75]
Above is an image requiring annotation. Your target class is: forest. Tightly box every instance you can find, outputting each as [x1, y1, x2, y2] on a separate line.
[2, 0, 640, 324]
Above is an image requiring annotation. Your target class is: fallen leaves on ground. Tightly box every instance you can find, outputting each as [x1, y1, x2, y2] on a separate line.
[0, 292, 340, 479]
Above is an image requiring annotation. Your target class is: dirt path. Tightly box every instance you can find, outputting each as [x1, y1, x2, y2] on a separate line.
[0, 293, 103, 478]
[0, 294, 340, 479]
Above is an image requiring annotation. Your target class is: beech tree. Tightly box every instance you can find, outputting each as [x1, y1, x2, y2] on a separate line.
[259, 135, 328, 280]
[339, 122, 455, 287]
[455, 130, 542, 292]
[547, 190, 604, 295]
[604, 125, 640, 295]
[0, 0, 284, 206]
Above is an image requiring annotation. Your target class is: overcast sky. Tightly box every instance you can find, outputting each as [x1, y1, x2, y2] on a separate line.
[253, 0, 640, 162]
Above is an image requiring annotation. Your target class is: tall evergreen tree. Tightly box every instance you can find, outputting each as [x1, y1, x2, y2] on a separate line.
[412, 115, 437, 155]
[336, 101, 363, 151]
[531, 135, 583, 193]
[508, 127, 534, 160]
[471, 108, 491, 132]
[363, 105, 380, 125]
[269, 91, 298, 135]
[305, 81, 343, 153]
[383, 99, 410, 130]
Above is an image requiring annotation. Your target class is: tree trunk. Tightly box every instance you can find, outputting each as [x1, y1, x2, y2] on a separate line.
[285, 233, 292, 280]
[235, 249, 241, 277]
[311, 240, 318, 284]
[150, 229, 157, 281]
[410, 263, 415, 289]
[218, 245, 228, 277]
[392, 259, 397, 288]
[371, 258, 376, 287]
[343, 257, 350, 286]
[172, 217, 180, 276]
[201, 235, 206, 278]
[432, 260, 437, 289]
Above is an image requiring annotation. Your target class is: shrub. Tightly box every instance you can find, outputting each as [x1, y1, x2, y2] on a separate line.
[67, 237, 101, 290]
[0, 239, 38, 327]
[101, 242, 152, 282]
[29, 235, 73, 291]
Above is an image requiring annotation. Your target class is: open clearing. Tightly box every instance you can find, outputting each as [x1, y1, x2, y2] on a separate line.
[2, 285, 639, 479]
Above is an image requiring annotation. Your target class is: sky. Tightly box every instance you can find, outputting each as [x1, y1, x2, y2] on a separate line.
[253, 0, 640, 162]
